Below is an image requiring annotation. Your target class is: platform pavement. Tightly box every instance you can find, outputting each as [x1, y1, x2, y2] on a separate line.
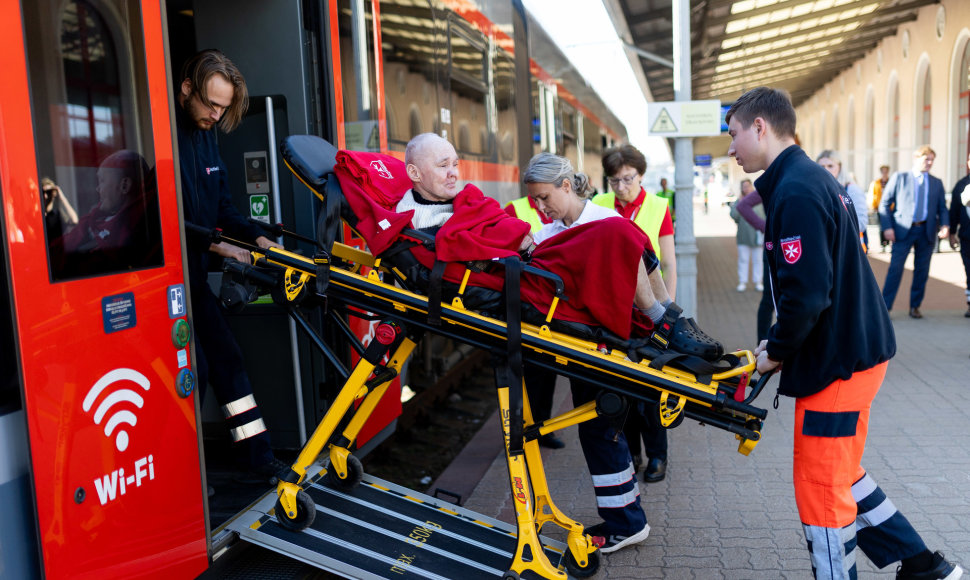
[453, 201, 970, 579]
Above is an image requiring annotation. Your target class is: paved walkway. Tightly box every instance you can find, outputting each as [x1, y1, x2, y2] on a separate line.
[457, 201, 970, 578]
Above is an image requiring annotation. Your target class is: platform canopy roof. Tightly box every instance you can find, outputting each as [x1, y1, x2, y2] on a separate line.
[614, 0, 940, 107]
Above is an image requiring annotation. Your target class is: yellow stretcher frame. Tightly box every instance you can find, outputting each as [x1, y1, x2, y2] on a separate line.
[223, 237, 768, 579]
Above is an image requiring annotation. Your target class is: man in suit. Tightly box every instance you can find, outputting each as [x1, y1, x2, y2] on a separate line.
[879, 145, 950, 318]
[947, 152, 970, 317]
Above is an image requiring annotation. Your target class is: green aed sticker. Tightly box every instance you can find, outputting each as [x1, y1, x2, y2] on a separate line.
[250, 194, 270, 222]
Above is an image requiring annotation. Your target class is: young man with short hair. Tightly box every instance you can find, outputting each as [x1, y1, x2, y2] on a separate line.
[726, 86, 962, 580]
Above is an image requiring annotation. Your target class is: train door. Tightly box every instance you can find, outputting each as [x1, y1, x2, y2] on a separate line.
[169, 0, 404, 453]
[1, 1, 208, 578]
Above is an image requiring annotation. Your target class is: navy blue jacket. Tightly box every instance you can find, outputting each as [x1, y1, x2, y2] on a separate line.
[948, 174, 970, 240]
[756, 145, 895, 398]
[176, 102, 263, 286]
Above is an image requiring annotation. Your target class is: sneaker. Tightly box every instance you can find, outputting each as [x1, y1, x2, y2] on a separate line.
[736, 283, 747, 292]
[896, 552, 962, 579]
[234, 457, 290, 485]
[585, 521, 650, 554]
[755, 283, 764, 292]
[964, 305, 970, 318]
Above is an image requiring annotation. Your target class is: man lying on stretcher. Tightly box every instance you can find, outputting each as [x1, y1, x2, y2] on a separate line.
[334, 133, 723, 362]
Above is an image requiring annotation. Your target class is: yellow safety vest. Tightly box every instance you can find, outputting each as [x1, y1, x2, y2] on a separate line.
[507, 197, 544, 233]
[592, 191, 668, 261]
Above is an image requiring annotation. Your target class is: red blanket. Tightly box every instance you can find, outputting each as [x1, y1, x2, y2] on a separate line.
[405, 185, 529, 291]
[522, 218, 652, 339]
[436, 186, 530, 261]
[332, 149, 652, 337]
[334, 150, 413, 255]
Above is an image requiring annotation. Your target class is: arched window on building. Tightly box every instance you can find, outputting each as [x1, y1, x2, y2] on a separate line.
[865, 86, 875, 183]
[819, 111, 826, 154]
[920, 65, 932, 146]
[846, 97, 855, 183]
[889, 78, 901, 170]
[807, 119, 815, 155]
[832, 106, 839, 153]
[958, 42, 970, 178]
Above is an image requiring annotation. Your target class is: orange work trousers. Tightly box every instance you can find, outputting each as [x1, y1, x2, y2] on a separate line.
[793, 361, 888, 528]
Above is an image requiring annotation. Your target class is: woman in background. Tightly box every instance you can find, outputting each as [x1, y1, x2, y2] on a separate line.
[817, 149, 869, 251]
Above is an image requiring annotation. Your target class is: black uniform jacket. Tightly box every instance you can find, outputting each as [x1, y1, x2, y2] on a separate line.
[755, 145, 895, 398]
[176, 103, 264, 286]
[949, 174, 970, 240]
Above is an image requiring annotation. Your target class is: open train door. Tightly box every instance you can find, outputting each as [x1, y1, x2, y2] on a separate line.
[1, 1, 208, 578]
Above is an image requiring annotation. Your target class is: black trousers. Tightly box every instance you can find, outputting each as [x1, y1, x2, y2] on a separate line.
[192, 285, 275, 469]
[624, 402, 668, 462]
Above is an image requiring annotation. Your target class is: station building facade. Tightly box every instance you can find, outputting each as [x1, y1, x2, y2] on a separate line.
[796, 0, 970, 191]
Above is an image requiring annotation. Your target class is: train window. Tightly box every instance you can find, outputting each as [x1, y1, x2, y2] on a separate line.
[559, 101, 578, 168]
[531, 82, 542, 155]
[447, 17, 489, 158]
[337, 0, 381, 151]
[378, 0, 437, 153]
[583, 116, 603, 156]
[582, 115, 605, 189]
[22, 0, 163, 281]
[494, 49, 517, 164]
[582, 116, 605, 192]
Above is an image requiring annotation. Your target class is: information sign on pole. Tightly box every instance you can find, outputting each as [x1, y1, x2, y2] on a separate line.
[647, 100, 721, 137]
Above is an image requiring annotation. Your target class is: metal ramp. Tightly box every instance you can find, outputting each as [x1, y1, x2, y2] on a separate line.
[223, 467, 568, 579]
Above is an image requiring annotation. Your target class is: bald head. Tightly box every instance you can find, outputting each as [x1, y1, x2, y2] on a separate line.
[405, 133, 460, 202]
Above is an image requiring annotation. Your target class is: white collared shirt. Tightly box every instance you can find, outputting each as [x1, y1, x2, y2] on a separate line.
[532, 200, 619, 245]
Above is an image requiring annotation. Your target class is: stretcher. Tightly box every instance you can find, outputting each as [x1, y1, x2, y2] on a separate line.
[212, 135, 771, 579]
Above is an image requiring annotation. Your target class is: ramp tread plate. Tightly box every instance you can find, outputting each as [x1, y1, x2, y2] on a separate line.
[228, 472, 565, 579]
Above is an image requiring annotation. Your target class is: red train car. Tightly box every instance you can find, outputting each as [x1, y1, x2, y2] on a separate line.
[0, 1, 626, 577]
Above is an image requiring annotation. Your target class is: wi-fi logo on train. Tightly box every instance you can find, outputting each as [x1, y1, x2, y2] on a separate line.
[82, 368, 151, 452]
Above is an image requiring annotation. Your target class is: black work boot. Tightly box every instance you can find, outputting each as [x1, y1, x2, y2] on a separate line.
[896, 551, 962, 580]
[649, 303, 724, 362]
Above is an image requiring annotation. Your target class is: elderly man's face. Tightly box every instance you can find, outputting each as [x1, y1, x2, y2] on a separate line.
[408, 138, 460, 202]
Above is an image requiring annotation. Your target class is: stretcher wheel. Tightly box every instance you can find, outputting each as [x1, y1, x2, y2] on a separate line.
[325, 454, 364, 490]
[501, 572, 520, 580]
[275, 490, 316, 531]
[565, 548, 600, 578]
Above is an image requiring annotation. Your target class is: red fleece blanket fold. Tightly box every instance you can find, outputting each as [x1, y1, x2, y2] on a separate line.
[436, 187, 531, 261]
[522, 217, 651, 339]
[407, 185, 531, 291]
[334, 150, 413, 255]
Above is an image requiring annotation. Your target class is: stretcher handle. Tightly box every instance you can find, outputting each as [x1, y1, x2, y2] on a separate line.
[184, 221, 225, 244]
[222, 258, 278, 288]
[248, 218, 320, 249]
[744, 368, 776, 405]
[184, 223, 264, 259]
